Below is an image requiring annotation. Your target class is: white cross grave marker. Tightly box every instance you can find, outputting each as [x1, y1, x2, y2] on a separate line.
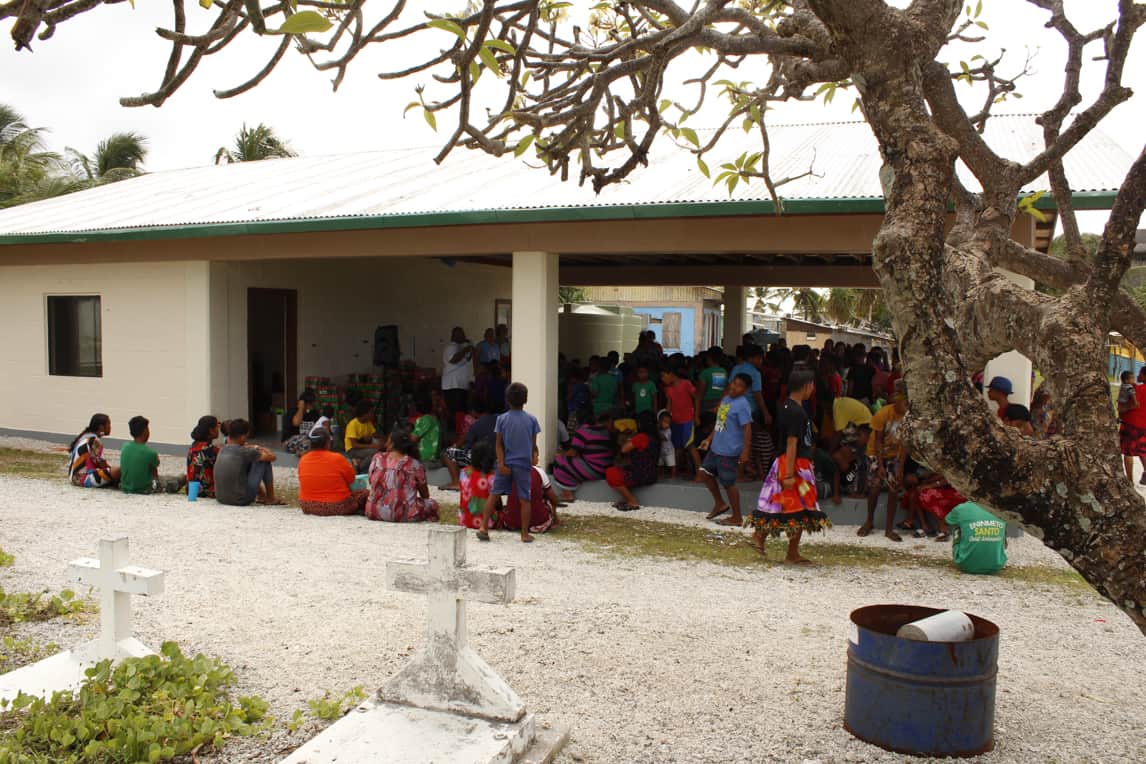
[0, 537, 164, 703]
[381, 526, 524, 722]
[68, 537, 165, 660]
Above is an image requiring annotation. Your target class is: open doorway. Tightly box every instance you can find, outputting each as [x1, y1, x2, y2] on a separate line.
[248, 288, 297, 437]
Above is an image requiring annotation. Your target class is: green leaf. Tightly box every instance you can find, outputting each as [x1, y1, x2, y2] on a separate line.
[484, 39, 516, 54]
[975, 20, 988, 29]
[680, 127, 699, 147]
[469, 60, 482, 83]
[427, 18, 466, 39]
[423, 109, 437, 131]
[477, 45, 500, 75]
[514, 134, 535, 158]
[613, 122, 626, 139]
[403, 101, 420, 116]
[199, 0, 212, 7]
[658, 99, 672, 114]
[697, 157, 710, 178]
[974, 0, 983, 18]
[275, 11, 332, 35]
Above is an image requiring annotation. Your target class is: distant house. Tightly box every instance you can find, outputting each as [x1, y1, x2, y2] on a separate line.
[576, 286, 724, 356]
[749, 313, 894, 350]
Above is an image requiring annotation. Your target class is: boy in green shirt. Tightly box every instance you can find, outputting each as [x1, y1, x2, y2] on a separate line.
[696, 351, 728, 414]
[120, 416, 186, 494]
[631, 365, 657, 415]
[945, 502, 1007, 574]
[589, 356, 619, 415]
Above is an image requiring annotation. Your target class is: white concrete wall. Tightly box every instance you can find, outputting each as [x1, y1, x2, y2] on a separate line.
[212, 257, 512, 422]
[0, 261, 212, 444]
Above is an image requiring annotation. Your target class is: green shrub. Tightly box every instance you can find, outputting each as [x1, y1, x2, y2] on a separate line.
[0, 636, 59, 674]
[0, 587, 89, 628]
[0, 642, 269, 763]
[305, 685, 368, 721]
[0, 548, 13, 567]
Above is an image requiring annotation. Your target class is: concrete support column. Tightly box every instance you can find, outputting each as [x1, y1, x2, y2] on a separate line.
[512, 251, 559, 464]
[722, 286, 747, 353]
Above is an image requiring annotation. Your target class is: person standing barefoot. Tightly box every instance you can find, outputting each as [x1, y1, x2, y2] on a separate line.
[753, 367, 830, 563]
[698, 374, 753, 526]
[478, 382, 541, 544]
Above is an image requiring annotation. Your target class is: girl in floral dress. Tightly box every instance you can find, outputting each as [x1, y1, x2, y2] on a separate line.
[365, 430, 439, 522]
[186, 415, 221, 498]
[753, 369, 831, 563]
[68, 414, 119, 488]
[459, 442, 496, 529]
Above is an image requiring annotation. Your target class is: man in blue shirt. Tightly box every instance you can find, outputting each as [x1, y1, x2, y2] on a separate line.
[698, 373, 753, 527]
[475, 328, 502, 367]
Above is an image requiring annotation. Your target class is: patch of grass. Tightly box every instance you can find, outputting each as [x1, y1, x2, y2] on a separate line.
[436, 503, 949, 570]
[0, 636, 59, 674]
[0, 548, 13, 567]
[438, 503, 1091, 592]
[0, 587, 91, 627]
[555, 513, 956, 570]
[0, 448, 65, 481]
[998, 564, 1091, 591]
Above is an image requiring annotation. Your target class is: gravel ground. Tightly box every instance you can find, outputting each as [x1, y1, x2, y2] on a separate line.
[1, 437, 1145, 764]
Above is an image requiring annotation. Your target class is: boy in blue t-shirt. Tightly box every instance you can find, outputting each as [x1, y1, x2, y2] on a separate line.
[698, 373, 753, 527]
[478, 382, 542, 543]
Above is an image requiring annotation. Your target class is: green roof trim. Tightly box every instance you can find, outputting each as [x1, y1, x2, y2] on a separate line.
[0, 190, 1117, 246]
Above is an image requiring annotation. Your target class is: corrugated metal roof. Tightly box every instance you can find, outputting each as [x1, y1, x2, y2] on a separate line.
[0, 115, 1131, 240]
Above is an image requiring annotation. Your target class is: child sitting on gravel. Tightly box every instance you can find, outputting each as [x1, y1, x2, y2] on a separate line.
[459, 442, 497, 530]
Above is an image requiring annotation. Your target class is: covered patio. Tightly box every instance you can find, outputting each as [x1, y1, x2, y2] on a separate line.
[0, 117, 1128, 467]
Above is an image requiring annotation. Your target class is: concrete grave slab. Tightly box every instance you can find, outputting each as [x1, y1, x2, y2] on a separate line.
[0, 537, 164, 703]
[280, 526, 567, 763]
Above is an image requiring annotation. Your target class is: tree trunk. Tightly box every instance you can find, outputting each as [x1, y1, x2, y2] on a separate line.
[810, 0, 1146, 634]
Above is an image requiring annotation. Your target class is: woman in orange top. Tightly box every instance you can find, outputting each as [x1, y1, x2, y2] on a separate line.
[298, 430, 368, 516]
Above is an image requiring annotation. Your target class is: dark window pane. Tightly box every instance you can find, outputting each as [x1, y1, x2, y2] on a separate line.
[47, 296, 102, 377]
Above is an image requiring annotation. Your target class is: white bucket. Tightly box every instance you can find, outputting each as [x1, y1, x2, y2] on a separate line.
[896, 610, 975, 642]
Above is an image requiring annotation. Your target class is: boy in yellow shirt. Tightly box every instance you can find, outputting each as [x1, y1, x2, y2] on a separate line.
[861, 382, 909, 541]
[343, 400, 377, 472]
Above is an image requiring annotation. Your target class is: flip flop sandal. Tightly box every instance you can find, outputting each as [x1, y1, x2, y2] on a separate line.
[856, 525, 872, 537]
[716, 517, 741, 526]
[706, 506, 730, 520]
[617, 504, 641, 512]
[885, 531, 903, 542]
[476, 531, 491, 542]
[934, 533, 950, 542]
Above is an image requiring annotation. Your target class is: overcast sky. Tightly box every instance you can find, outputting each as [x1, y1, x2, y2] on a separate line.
[2, 0, 1142, 232]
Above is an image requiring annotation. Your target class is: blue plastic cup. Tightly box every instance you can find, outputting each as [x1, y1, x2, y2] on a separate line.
[188, 481, 201, 502]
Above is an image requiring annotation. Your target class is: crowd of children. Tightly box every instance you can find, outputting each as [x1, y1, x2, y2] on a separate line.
[60, 328, 1034, 570]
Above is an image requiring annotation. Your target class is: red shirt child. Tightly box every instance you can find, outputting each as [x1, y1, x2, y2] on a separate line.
[663, 375, 696, 424]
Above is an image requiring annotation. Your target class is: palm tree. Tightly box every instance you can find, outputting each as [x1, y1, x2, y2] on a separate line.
[0, 104, 72, 208]
[823, 287, 891, 329]
[68, 131, 148, 183]
[825, 288, 857, 325]
[215, 123, 297, 164]
[753, 287, 826, 321]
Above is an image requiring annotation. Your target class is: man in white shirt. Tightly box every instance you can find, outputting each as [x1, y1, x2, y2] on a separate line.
[442, 326, 474, 426]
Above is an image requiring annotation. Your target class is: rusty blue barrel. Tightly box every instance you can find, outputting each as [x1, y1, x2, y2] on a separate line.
[845, 604, 999, 757]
